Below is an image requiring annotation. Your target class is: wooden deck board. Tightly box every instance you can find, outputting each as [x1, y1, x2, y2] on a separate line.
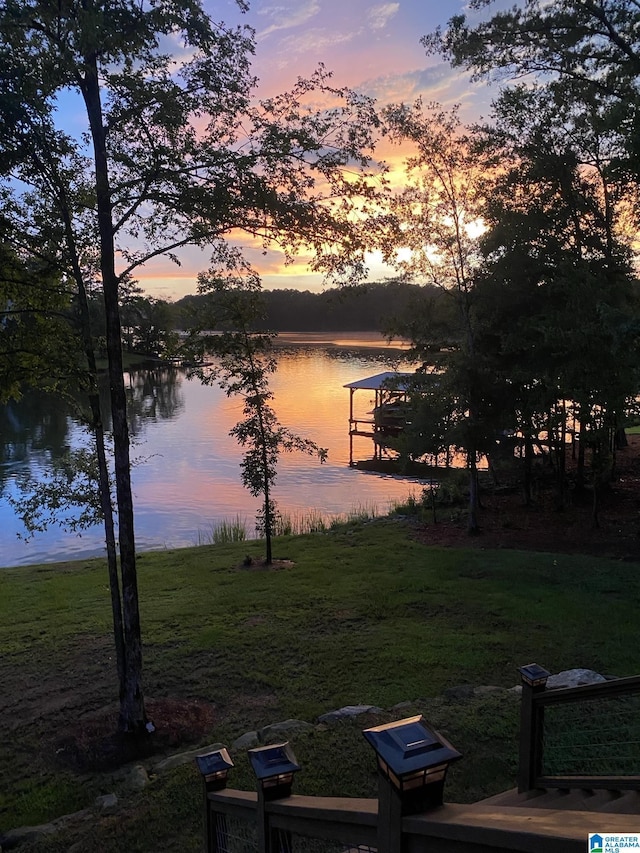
[404, 801, 640, 852]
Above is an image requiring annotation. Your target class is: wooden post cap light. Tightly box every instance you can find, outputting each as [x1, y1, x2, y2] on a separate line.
[363, 715, 461, 809]
[195, 747, 234, 791]
[248, 742, 300, 800]
[518, 663, 551, 688]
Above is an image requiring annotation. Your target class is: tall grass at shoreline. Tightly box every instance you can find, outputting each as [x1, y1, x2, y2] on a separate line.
[196, 502, 380, 545]
[196, 515, 248, 545]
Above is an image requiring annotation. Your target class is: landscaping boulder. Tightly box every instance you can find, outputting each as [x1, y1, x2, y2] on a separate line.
[443, 685, 474, 701]
[127, 764, 150, 791]
[546, 668, 606, 689]
[95, 793, 118, 813]
[317, 705, 384, 724]
[389, 700, 415, 712]
[232, 731, 259, 751]
[0, 809, 91, 852]
[259, 719, 314, 741]
[473, 685, 507, 697]
[0, 825, 57, 850]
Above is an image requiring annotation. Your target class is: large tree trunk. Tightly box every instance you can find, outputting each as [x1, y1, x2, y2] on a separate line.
[60, 188, 126, 698]
[264, 486, 273, 565]
[551, 406, 567, 511]
[82, 54, 146, 735]
[90, 394, 126, 696]
[592, 473, 600, 529]
[258, 390, 273, 565]
[615, 426, 628, 450]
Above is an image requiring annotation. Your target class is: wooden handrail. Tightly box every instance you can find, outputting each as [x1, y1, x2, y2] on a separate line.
[204, 787, 640, 853]
[532, 675, 640, 706]
[267, 795, 377, 847]
[206, 787, 257, 818]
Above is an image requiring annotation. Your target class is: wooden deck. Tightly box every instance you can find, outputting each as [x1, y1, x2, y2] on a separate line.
[205, 673, 640, 852]
[403, 792, 640, 853]
[207, 787, 640, 853]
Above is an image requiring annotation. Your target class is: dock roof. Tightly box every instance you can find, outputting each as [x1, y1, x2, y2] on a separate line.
[343, 371, 415, 391]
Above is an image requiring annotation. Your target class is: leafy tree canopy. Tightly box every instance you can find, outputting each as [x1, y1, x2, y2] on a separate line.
[424, 0, 640, 100]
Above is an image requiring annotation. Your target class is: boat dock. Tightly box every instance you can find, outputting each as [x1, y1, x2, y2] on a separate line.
[344, 371, 415, 466]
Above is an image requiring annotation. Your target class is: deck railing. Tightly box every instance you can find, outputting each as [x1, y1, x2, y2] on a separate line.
[201, 668, 640, 852]
[203, 784, 637, 853]
[204, 788, 378, 853]
[518, 673, 640, 792]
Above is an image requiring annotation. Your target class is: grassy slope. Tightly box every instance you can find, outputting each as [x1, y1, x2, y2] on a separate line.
[1, 520, 639, 850]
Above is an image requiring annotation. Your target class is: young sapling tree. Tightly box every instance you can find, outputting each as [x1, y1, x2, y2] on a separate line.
[195, 257, 327, 564]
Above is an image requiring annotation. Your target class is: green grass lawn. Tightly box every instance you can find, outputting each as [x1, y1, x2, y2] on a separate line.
[1, 519, 639, 850]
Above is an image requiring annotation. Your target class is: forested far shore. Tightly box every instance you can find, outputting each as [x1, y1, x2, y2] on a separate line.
[171, 281, 450, 334]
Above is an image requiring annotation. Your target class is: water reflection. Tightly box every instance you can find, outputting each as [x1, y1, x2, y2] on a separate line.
[1, 338, 423, 567]
[98, 367, 185, 436]
[0, 391, 74, 497]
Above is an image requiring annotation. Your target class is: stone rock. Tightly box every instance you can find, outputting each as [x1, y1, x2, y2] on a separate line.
[259, 719, 314, 741]
[389, 700, 414, 712]
[473, 685, 506, 696]
[232, 731, 260, 752]
[95, 793, 118, 813]
[317, 705, 384, 724]
[0, 824, 56, 850]
[127, 764, 150, 791]
[546, 668, 606, 689]
[509, 685, 523, 695]
[443, 685, 474, 701]
[0, 809, 95, 851]
[152, 742, 226, 773]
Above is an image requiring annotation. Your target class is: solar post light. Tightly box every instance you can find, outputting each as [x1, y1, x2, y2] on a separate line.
[248, 742, 301, 801]
[363, 715, 462, 814]
[195, 747, 234, 792]
[196, 747, 235, 852]
[518, 663, 551, 689]
[517, 663, 551, 792]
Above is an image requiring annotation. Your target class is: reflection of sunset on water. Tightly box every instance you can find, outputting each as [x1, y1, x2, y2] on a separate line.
[133, 471, 258, 519]
[269, 348, 417, 465]
[2, 337, 435, 567]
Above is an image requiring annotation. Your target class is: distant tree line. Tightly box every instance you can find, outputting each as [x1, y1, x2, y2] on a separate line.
[75, 281, 452, 351]
[172, 281, 449, 334]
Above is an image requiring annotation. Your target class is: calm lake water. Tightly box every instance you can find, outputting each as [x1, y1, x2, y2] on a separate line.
[0, 333, 426, 568]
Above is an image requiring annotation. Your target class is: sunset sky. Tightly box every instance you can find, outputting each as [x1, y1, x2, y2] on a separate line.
[137, 0, 505, 299]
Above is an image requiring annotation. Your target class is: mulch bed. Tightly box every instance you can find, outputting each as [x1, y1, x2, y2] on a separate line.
[55, 698, 216, 772]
